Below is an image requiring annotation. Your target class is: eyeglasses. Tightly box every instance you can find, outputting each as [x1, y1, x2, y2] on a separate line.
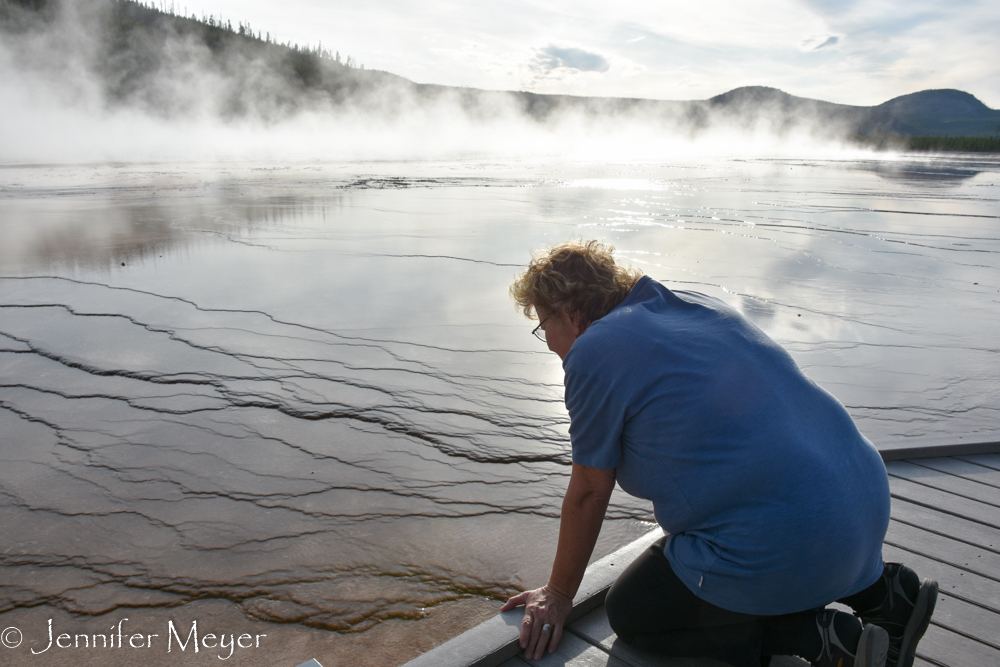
[532, 316, 551, 343]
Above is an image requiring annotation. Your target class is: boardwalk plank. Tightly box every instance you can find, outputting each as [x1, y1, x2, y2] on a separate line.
[882, 543, 1000, 612]
[928, 594, 1000, 651]
[523, 631, 625, 667]
[884, 520, 1000, 580]
[915, 623, 1000, 667]
[958, 453, 1000, 472]
[890, 498, 1000, 552]
[887, 477, 1000, 529]
[905, 457, 1000, 490]
[499, 658, 532, 667]
[886, 461, 1000, 507]
[565, 605, 616, 651]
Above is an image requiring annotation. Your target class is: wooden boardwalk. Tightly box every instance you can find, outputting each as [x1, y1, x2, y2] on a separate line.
[404, 451, 1000, 667]
[881, 454, 1000, 667]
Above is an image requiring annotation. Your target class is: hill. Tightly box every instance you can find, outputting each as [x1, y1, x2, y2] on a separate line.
[865, 89, 1000, 136]
[702, 86, 1000, 138]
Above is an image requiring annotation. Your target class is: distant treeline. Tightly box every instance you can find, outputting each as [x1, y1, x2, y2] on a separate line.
[905, 136, 1000, 152]
[119, 0, 362, 67]
[1, 0, 361, 66]
[855, 135, 1000, 153]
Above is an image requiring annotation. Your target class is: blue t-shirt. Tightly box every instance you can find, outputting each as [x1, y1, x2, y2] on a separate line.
[564, 276, 889, 616]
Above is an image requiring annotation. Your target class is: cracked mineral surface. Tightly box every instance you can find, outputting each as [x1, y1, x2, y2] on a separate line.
[1, 156, 998, 666]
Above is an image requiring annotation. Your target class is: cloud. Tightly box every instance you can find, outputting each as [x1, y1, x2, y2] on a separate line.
[531, 45, 610, 74]
[800, 34, 841, 51]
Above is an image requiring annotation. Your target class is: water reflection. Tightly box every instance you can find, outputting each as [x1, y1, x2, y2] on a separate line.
[0, 195, 350, 273]
[869, 163, 982, 184]
[0, 156, 998, 666]
[844, 155, 1000, 185]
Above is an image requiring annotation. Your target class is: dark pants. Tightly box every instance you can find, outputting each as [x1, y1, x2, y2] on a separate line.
[605, 536, 882, 667]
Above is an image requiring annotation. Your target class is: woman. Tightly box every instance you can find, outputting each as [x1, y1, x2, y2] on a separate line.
[500, 240, 937, 667]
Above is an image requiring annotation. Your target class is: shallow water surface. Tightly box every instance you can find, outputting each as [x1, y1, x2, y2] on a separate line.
[1, 155, 998, 666]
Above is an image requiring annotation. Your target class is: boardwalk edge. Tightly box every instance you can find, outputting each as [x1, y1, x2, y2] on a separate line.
[400, 528, 666, 667]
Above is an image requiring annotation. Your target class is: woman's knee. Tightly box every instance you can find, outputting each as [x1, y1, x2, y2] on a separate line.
[605, 574, 638, 642]
[605, 537, 670, 641]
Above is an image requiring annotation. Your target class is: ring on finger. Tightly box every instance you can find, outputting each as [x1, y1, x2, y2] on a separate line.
[541, 624, 552, 633]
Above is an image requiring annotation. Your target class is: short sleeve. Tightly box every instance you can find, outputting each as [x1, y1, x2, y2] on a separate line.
[564, 368, 625, 470]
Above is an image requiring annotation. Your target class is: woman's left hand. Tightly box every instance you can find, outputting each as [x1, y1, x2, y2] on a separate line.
[500, 584, 574, 661]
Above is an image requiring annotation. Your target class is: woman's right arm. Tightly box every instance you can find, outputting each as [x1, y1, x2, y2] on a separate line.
[501, 463, 616, 660]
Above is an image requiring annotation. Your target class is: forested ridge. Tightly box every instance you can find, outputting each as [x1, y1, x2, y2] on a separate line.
[0, 0, 402, 118]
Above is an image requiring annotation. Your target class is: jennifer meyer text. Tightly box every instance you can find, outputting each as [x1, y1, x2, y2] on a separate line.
[2, 618, 266, 660]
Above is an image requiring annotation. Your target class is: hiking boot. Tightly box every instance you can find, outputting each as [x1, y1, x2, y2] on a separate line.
[812, 609, 888, 667]
[857, 563, 938, 667]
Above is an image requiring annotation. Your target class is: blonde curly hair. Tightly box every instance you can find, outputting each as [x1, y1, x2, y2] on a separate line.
[510, 239, 643, 326]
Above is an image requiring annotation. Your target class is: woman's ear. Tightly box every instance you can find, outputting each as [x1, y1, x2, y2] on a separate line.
[568, 311, 588, 335]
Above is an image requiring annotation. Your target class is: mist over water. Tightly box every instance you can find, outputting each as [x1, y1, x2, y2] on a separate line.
[0, 0, 873, 163]
[1, 155, 998, 666]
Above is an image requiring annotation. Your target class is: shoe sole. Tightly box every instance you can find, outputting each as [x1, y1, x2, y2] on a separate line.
[857, 623, 890, 667]
[897, 579, 938, 667]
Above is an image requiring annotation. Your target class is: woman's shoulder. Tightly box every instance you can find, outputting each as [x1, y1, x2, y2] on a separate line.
[564, 299, 663, 374]
[618, 277, 738, 317]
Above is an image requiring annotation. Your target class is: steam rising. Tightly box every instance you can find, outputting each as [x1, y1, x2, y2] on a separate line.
[0, 0, 872, 163]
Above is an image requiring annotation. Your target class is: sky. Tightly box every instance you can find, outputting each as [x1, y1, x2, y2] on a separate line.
[174, 0, 1000, 108]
